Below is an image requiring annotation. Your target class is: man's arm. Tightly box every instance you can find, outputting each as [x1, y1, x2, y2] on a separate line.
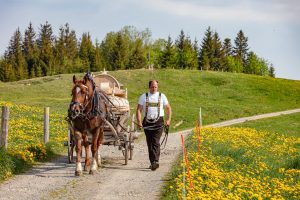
[165, 103, 172, 126]
[136, 104, 143, 128]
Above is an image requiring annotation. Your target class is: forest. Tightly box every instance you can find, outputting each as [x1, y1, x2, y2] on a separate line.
[0, 22, 275, 82]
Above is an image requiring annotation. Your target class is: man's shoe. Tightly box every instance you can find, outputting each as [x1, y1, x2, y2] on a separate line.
[151, 161, 159, 171]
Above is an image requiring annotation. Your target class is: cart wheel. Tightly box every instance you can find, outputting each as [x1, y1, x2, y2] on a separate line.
[67, 130, 74, 163]
[129, 140, 133, 160]
[68, 144, 74, 163]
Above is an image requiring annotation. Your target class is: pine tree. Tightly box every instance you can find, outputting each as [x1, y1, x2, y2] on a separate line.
[79, 32, 94, 72]
[175, 30, 185, 69]
[54, 25, 67, 73]
[233, 30, 249, 69]
[37, 21, 54, 76]
[5, 28, 27, 80]
[223, 38, 233, 57]
[160, 36, 176, 68]
[211, 32, 226, 71]
[64, 23, 78, 71]
[110, 31, 129, 70]
[89, 40, 103, 72]
[127, 38, 146, 69]
[23, 22, 39, 78]
[175, 30, 198, 69]
[0, 60, 16, 82]
[193, 38, 200, 69]
[199, 27, 214, 70]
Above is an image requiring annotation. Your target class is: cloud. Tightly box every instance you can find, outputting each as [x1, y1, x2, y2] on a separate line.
[134, 0, 300, 24]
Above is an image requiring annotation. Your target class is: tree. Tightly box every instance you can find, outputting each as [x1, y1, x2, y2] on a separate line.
[222, 38, 233, 57]
[199, 27, 214, 70]
[233, 30, 249, 69]
[0, 60, 16, 82]
[150, 38, 166, 68]
[226, 56, 243, 73]
[175, 30, 198, 69]
[110, 31, 129, 70]
[23, 22, 39, 78]
[127, 38, 146, 69]
[54, 25, 67, 73]
[193, 38, 200, 69]
[245, 51, 260, 74]
[79, 32, 94, 72]
[268, 65, 275, 77]
[246, 52, 269, 76]
[64, 23, 78, 72]
[211, 32, 226, 71]
[5, 28, 27, 80]
[160, 36, 176, 69]
[37, 21, 54, 76]
[90, 40, 104, 72]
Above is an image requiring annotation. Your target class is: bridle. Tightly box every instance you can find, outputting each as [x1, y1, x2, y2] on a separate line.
[68, 83, 93, 120]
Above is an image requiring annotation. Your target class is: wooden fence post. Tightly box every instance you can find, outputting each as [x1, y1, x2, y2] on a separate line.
[199, 107, 202, 127]
[44, 107, 49, 144]
[1, 106, 9, 149]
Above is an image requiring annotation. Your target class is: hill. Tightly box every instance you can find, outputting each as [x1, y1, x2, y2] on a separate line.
[0, 69, 299, 131]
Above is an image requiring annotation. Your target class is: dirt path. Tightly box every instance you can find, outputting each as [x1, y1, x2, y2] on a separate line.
[0, 108, 299, 200]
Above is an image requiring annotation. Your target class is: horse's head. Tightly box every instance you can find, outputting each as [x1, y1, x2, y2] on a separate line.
[69, 74, 94, 119]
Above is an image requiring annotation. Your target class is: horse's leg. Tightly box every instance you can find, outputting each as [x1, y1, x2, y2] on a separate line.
[74, 131, 83, 176]
[82, 134, 91, 172]
[97, 127, 104, 167]
[90, 128, 100, 174]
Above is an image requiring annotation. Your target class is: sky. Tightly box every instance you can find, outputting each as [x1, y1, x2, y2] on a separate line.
[0, 0, 299, 80]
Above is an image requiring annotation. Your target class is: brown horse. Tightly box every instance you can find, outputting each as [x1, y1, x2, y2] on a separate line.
[68, 73, 106, 176]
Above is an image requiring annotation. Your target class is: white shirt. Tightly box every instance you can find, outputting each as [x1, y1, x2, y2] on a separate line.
[138, 92, 168, 119]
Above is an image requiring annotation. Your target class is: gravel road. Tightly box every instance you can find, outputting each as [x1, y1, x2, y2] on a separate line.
[0, 108, 299, 200]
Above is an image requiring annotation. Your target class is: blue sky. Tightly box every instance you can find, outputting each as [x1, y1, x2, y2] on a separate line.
[0, 0, 299, 80]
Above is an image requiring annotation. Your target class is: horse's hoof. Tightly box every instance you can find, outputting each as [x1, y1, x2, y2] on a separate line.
[75, 171, 82, 176]
[84, 166, 91, 172]
[89, 170, 96, 175]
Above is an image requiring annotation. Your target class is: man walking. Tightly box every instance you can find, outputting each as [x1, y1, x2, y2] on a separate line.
[136, 80, 172, 170]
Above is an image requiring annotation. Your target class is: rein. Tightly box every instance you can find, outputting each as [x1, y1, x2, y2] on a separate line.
[132, 121, 169, 150]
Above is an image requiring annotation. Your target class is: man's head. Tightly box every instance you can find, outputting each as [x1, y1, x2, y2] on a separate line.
[149, 80, 158, 94]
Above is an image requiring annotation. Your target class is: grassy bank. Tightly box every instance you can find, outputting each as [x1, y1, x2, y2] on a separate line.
[161, 112, 300, 199]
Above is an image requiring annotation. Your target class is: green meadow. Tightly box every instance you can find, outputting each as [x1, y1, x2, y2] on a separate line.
[0, 69, 300, 184]
[1, 69, 300, 132]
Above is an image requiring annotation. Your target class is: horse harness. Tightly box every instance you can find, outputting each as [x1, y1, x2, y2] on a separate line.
[67, 73, 105, 122]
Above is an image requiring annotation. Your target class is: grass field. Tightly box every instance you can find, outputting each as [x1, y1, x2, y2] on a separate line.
[161, 112, 300, 199]
[1, 69, 300, 131]
[0, 69, 299, 183]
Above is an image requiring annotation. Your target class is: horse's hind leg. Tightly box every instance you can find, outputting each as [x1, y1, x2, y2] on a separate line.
[74, 131, 83, 176]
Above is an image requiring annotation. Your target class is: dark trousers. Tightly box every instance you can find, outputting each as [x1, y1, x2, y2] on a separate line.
[143, 117, 164, 164]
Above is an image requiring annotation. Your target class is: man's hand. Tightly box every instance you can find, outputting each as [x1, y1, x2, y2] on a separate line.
[137, 121, 143, 129]
[165, 119, 171, 126]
